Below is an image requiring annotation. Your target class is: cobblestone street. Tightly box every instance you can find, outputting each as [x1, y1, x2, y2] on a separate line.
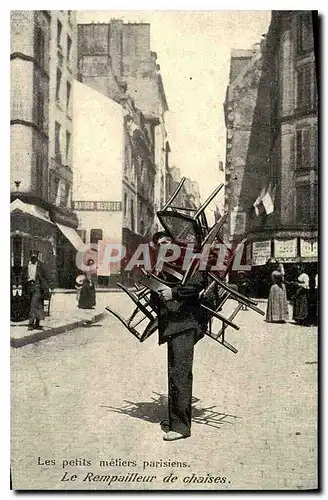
[11, 293, 317, 490]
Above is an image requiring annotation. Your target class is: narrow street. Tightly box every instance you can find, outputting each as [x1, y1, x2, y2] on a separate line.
[11, 293, 317, 490]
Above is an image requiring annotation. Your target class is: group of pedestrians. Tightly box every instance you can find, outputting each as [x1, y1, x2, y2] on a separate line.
[266, 262, 318, 326]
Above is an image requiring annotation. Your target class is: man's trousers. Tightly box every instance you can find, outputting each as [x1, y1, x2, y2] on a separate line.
[167, 329, 196, 436]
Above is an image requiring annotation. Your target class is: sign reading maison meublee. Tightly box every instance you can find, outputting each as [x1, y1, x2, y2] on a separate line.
[73, 201, 122, 211]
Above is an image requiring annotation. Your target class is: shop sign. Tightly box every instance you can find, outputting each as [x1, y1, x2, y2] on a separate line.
[300, 239, 317, 259]
[252, 240, 271, 266]
[274, 239, 297, 259]
[73, 201, 122, 211]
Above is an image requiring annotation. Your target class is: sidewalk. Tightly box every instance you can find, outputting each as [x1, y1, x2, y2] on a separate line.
[10, 289, 272, 348]
[10, 292, 115, 348]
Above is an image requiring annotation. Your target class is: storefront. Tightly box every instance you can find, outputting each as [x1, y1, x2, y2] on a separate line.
[247, 236, 318, 298]
[11, 199, 57, 285]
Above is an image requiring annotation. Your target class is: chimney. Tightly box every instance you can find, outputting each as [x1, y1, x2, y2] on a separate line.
[109, 19, 123, 79]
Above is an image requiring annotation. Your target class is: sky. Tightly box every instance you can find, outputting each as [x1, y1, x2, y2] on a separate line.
[77, 10, 272, 207]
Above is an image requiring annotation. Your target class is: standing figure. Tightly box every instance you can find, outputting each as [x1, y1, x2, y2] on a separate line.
[22, 250, 52, 331]
[266, 270, 289, 323]
[78, 259, 96, 310]
[150, 232, 208, 441]
[292, 271, 310, 325]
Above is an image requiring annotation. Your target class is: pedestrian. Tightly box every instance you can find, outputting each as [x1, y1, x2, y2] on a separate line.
[21, 250, 52, 331]
[150, 232, 209, 442]
[237, 272, 252, 310]
[78, 259, 96, 310]
[266, 270, 289, 323]
[292, 271, 310, 326]
[307, 273, 318, 326]
[75, 274, 85, 306]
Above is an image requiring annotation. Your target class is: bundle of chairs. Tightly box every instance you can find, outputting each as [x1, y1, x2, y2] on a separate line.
[105, 178, 265, 354]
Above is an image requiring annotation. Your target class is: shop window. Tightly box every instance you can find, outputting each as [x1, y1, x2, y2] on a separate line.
[296, 184, 311, 224]
[12, 236, 22, 268]
[296, 128, 311, 171]
[90, 229, 103, 244]
[297, 12, 313, 54]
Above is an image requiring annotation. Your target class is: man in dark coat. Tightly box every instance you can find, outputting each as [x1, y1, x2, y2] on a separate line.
[150, 232, 208, 441]
[22, 250, 52, 330]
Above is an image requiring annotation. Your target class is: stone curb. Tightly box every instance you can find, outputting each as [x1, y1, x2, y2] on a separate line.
[10, 311, 107, 348]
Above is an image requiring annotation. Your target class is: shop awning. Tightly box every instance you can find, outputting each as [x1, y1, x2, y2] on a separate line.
[10, 199, 55, 225]
[56, 223, 87, 251]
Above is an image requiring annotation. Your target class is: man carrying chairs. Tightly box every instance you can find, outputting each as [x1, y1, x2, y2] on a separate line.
[105, 179, 265, 441]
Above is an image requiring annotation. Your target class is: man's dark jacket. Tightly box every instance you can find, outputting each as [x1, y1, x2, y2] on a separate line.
[21, 261, 51, 299]
[151, 270, 215, 345]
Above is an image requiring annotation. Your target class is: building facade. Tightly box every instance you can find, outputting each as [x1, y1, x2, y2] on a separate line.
[77, 21, 170, 237]
[75, 20, 171, 283]
[224, 11, 318, 295]
[11, 10, 82, 288]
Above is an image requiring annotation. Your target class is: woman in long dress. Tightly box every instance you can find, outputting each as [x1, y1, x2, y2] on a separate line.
[292, 273, 310, 325]
[78, 259, 96, 310]
[266, 270, 289, 323]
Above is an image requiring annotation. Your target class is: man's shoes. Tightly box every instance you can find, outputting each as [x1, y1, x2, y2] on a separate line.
[34, 325, 43, 330]
[27, 325, 34, 331]
[163, 431, 190, 441]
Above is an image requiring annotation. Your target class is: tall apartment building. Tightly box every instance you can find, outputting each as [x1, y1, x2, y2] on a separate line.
[224, 11, 318, 294]
[77, 20, 170, 282]
[77, 21, 170, 239]
[11, 10, 80, 288]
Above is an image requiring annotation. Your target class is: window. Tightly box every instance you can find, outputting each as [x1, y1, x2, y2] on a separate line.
[297, 12, 313, 54]
[55, 121, 61, 162]
[12, 236, 22, 268]
[313, 124, 318, 169]
[313, 183, 318, 223]
[63, 182, 70, 207]
[57, 20, 62, 47]
[130, 202, 135, 232]
[34, 26, 45, 68]
[296, 64, 316, 111]
[296, 184, 311, 224]
[56, 68, 62, 101]
[35, 153, 43, 195]
[51, 175, 60, 204]
[124, 193, 128, 217]
[36, 84, 45, 131]
[296, 128, 311, 171]
[66, 81, 71, 110]
[67, 35, 72, 60]
[90, 229, 103, 244]
[66, 131, 71, 163]
[77, 229, 86, 243]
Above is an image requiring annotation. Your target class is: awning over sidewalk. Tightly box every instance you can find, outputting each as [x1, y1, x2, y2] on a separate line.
[11, 199, 55, 225]
[56, 223, 87, 251]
